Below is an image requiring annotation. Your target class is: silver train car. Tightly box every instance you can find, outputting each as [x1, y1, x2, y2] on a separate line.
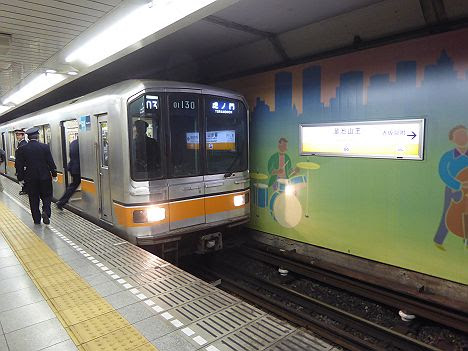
[0, 80, 250, 249]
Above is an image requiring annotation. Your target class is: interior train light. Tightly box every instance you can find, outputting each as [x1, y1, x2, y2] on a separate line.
[233, 194, 245, 207]
[146, 206, 165, 222]
[2, 73, 66, 105]
[65, 0, 217, 66]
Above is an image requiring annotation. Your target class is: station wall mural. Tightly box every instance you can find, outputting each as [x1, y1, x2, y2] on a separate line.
[221, 28, 468, 284]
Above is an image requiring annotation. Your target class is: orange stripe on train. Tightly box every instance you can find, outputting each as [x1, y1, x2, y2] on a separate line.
[113, 190, 249, 228]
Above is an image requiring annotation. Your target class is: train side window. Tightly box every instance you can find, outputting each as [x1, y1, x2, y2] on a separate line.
[36, 124, 51, 144]
[8, 131, 17, 159]
[128, 94, 164, 181]
[168, 93, 201, 178]
[100, 122, 109, 168]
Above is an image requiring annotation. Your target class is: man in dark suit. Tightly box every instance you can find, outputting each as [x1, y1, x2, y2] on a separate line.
[16, 127, 57, 225]
[14, 129, 28, 195]
[56, 138, 80, 210]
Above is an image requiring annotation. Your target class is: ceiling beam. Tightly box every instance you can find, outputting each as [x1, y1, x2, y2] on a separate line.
[419, 0, 447, 26]
[204, 15, 289, 62]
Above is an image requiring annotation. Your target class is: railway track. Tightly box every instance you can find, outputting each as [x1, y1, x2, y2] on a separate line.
[184, 243, 467, 351]
[240, 243, 468, 335]
[193, 258, 438, 351]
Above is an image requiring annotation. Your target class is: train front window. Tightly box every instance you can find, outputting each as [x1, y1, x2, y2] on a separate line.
[205, 96, 248, 175]
[128, 94, 164, 181]
[168, 93, 201, 177]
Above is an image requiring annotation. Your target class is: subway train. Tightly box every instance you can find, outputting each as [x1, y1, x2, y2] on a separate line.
[0, 80, 250, 251]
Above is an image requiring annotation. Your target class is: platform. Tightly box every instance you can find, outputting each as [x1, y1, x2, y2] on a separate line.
[0, 176, 337, 351]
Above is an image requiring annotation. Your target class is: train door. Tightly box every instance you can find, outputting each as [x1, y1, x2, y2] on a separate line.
[167, 91, 206, 230]
[60, 120, 79, 187]
[1, 132, 6, 173]
[97, 115, 112, 221]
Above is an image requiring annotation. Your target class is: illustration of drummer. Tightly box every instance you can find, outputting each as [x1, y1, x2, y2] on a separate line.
[267, 137, 299, 189]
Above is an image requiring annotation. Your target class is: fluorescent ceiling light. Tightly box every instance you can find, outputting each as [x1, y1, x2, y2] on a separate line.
[3, 73, 66, 105]
[66, 0, 217, 66]
[67, 71, 78, 76]
[0, 105, 12, 114]
[45, 69, 57, 74]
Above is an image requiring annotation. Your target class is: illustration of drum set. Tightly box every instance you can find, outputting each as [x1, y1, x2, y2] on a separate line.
[251, 161, 320, 228]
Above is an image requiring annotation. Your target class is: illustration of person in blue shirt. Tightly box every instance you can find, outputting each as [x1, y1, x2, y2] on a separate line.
[433, 125, 468, 250]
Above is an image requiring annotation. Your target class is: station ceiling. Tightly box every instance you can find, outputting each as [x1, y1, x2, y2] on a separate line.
[1, 0, 468, 122]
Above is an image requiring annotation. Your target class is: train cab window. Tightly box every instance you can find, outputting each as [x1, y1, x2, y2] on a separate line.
[205, 96, 248, 175]
[168, 93, 201, 178]
[128, 94, 164, 181]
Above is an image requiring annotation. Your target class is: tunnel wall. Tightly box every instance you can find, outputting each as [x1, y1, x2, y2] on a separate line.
[221, 28, 468, 284]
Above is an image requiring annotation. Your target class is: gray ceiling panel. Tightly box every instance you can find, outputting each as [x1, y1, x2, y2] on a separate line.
[212, 0, 385, 33]
[280, 0, 426, 59]
[444, 0, 468, 19]
[200, 38, 283, 77]
[1, 0, 468, 119]
[0, 0, 123, 101]
[3, 1, 101, 22]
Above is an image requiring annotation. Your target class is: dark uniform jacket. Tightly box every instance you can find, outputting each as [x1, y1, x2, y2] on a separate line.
[67, 139, 80, 175]
[16, 140, 57, 182]
[17, 139, 27, 149]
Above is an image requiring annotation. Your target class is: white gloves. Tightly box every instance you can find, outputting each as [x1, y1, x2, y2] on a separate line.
[52, 177, 58, 183]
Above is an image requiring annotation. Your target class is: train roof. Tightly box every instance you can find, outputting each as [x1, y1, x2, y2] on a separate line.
[0, 79, 245, 127]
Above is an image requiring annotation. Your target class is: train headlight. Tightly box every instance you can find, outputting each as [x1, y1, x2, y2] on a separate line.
[146, 206, 165, 222]
[133, 206, 165, 223]
[233, 194, 245, 207]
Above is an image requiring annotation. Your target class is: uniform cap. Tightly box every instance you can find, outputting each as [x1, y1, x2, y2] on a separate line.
[14, 128, 25, 134]
[25, 127, 40, 136]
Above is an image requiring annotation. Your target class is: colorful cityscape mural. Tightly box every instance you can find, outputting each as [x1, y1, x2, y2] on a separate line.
[222, 29, 468, 284]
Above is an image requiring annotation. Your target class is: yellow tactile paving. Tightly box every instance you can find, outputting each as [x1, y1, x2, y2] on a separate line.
[81, 326, 149, 351]
[70, 311, 129, 344]
[0, 202, 158, 350]
[50, 288, 102, 311]
[61, 299, 114, 325]
[29, 262, 75, 278]
[42, 278, 90, 299]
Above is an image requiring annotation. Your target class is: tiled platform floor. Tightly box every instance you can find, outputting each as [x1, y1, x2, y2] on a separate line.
[0, 175, 338, 351]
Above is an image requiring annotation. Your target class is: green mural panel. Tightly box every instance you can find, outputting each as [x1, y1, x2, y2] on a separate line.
[223, 29, 468, 284]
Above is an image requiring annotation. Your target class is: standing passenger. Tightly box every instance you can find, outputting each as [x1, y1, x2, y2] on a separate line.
[56, 138, 80, 210]
[16, 127, 57, 225]
[14, 129, 28, 195]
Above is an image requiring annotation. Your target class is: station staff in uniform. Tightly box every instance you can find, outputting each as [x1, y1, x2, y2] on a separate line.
[16, 127, 57, 224]
[14, 129, 28, 195]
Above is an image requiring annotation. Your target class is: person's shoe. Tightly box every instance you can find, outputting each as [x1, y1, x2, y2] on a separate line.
[56, 202, 63, 211]
[42, 212, 50, 225]
[34, 221, 41, 225]
[19, 191, 27, 195]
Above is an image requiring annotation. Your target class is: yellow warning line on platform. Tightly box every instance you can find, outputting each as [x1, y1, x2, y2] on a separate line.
[0, 202, 158, 351]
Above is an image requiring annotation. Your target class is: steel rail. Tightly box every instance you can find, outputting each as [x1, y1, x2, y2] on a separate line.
[240, 245, 468, 334]
[203, 260, 439, 351]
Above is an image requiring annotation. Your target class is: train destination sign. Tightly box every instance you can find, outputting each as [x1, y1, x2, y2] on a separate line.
[300, 118, 425, 160]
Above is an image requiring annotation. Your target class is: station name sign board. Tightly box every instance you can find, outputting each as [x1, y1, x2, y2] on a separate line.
[300, 118, 425, 160]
